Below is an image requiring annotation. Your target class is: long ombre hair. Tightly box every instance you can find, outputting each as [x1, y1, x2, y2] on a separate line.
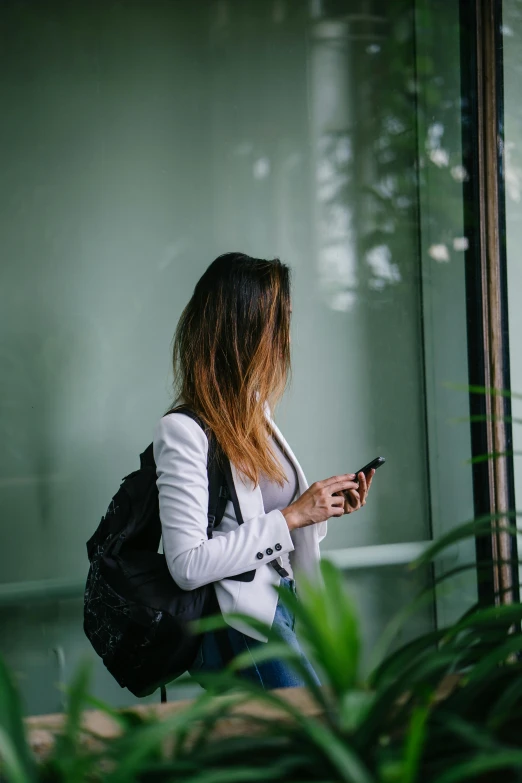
[167, 253, 292, 486]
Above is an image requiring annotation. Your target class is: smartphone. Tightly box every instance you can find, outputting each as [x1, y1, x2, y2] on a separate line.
[351, 456, 385, 481]
[334, 456, 386, 498]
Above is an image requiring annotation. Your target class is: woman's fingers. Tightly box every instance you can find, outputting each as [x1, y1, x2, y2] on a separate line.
[329, 478, 359, 496]
[331, 491, 347, 517]
[321, 474, 356, 489]
[358, 472, 368, 504]
[360, 469, 375, 504]
[344, 489, 361, 511]
[311, 469, 376, 519]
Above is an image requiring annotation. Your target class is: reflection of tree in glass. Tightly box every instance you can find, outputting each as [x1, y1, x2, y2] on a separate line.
[503, 1, 522, 204]
[313, 0, 467, 304]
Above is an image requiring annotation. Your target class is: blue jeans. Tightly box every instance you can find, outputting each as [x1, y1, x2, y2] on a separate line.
[189, 577, 321, 689]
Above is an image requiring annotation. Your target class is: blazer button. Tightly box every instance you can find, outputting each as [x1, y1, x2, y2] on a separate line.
[256, 552, 263, 560]
[275, 543, 282, 552]
[266, 548, 273, 556]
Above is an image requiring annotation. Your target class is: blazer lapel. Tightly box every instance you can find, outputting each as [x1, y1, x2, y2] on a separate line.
[264, 410, 309, 498]
[265, 409, 323, 579]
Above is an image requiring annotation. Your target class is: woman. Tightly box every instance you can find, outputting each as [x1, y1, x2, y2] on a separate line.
[153, 252, 374, 690]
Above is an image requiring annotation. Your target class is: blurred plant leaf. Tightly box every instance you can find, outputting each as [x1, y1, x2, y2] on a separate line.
[432, 749, 522, 783]
[468, 450, 521, 464]
[401, 704, 429, 783]
[176, 760, 315, 783]
[369, 582, 442, 674]
[190, 612, 272, 639]
[450, 414, 522, 426]
[369, 628, 447, 689]
[443, 382, 522, 400]
[180, 666, 375, 783]
[410, 514, 519, 569]
[104, 690, 244, 783]
[227, 639, 330, 713]
[463, 634, 522, 683]
[439, 713, 499, 752]
[50, 658, 104, 781]
[0, 729, 33, 783]
[488, 676, 522, 728]
[81, 691, 134, 731]
[0, 656, 36, 783]
[441, 603, 522, 644]
[287, 560, 361, 695]
[338, 690, 375, 734]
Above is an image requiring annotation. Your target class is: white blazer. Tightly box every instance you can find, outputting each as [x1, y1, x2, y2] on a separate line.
[152, 406, 327, 642]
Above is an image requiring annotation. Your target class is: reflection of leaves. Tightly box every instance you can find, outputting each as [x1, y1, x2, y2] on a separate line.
[502, 3, 522, 205]
[317, 0, 465, 296]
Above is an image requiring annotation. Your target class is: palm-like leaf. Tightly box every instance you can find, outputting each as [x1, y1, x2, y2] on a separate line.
[0, 656, 36, 783]
[277, 560, 361, 696]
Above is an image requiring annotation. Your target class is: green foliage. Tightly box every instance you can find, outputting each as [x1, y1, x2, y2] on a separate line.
[3, 522, 522, 783]
[0, 657, 36, 783]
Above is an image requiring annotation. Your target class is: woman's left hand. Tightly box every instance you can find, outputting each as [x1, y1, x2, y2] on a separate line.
[343, 469, 375, 514]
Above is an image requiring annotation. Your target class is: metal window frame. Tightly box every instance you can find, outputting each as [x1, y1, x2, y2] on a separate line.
[460, 0, 519, 605]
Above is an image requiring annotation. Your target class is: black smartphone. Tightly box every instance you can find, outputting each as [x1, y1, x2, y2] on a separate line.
[343, 457, 386, 496]
[350, 456, 385, 483]
[334, 456, 385, 498]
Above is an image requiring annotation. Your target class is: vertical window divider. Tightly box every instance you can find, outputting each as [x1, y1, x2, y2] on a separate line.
[462, 0, 519, 606]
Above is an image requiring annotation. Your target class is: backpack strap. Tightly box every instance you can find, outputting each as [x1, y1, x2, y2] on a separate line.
[165, 406, 227, 539]
[206, 433, 229, 540]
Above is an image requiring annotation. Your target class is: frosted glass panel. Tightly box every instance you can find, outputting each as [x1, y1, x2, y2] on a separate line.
[0, 0, 473, 714]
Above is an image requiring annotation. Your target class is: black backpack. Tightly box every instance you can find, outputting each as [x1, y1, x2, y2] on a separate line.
[83, 407, 256, 699]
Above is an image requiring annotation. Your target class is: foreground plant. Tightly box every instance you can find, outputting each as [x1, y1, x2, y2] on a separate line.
[2, 518, 522, 782]
[191, 528, 522, 783]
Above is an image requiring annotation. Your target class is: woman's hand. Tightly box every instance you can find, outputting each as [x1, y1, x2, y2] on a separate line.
[281, 469, 376, 531]
[342, 469, 375, 514]
[281, 474, 359, 531]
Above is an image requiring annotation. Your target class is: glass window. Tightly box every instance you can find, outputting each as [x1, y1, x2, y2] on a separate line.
[0, 0, 479, 714]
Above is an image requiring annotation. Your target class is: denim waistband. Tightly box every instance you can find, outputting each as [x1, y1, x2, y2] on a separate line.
[279, 575, 296, 595]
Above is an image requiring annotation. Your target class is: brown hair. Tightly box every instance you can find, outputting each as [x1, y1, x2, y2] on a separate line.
[167, 252, 292, 486]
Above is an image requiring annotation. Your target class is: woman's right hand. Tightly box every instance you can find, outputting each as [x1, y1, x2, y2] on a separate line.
[281, 474, 359, 531]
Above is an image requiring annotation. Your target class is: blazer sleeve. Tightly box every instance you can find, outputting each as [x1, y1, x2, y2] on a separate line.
[153, 413, 295, 591]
